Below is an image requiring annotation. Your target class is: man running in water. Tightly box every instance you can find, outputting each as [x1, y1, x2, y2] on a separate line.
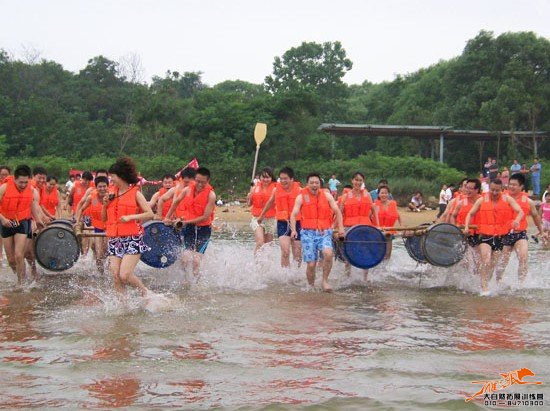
[494, 173, 546, 284]
[464, 179, 523, 295]
[290, 173, 344, 292]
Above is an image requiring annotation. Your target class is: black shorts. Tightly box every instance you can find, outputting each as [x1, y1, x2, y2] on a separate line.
[1, 219, 33, 239]
[479, 235, 504, 251]
[277, 220, 301, 241]
[467, 235, 481, 247]
[502, 230, 528, 247]
[182, 224, 211, 254]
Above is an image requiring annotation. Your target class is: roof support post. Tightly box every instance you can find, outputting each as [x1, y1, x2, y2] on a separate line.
[439, 134, 444, 163]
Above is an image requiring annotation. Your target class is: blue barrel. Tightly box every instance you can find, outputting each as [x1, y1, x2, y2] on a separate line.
[140, 221, 182, 268]
[342, 225, 387, 269]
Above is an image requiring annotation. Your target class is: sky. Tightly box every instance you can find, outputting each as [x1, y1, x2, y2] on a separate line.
[1, 0, 548, 86]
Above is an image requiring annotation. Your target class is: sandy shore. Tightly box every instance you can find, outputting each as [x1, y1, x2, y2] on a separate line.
[215, 204, 439, 227]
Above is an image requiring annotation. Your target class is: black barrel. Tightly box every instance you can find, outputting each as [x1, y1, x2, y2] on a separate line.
[34, 221, 80, 271]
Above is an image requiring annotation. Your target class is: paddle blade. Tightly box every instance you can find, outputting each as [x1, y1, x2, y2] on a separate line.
[254, 123, 267, 146]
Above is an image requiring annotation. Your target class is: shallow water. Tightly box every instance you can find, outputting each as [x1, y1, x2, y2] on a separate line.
[0, 227, 549, 409]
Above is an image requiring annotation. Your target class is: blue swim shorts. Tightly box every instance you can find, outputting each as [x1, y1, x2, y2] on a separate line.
[300, 229, 333, 263]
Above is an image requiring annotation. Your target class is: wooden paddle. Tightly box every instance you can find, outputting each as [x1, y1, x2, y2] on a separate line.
[251, 123, 267, 183]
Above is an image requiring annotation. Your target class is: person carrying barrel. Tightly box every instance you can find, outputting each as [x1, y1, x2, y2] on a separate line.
[247, 167, 277, 254]
[165, 167, 216, 279]
[339, 172, 379, 278]
[374, 185, 402, 259]
[76, 176, 111, 274]
[0, 165, 46, 287]
[494, 173, 546, 284]
[464, 178, 524, 295]
[290, 173, 344, 292]
[102, 157, 154, 296]
[256, 167, 302, 268]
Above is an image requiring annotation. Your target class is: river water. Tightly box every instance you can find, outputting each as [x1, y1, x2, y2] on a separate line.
[0, 226, 549, 409]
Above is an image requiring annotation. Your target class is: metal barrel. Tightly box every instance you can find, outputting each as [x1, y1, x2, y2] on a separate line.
[34, 221, 81, 271]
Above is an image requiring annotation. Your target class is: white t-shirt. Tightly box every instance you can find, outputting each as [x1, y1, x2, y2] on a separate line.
[65, 180, 74, 192]
[439, 189, 447, 205]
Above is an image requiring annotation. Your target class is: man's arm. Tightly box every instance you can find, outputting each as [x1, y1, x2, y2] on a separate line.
[289, 194, 303, 238]
[325, 191, 344, 236]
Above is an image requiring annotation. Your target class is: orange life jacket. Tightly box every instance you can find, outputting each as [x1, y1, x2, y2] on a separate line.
[88, 190, 106, 230]
[275, 181, 301, 221]
[251, 182, 276, 218]
[175, 181, 195, 219]
[456, 196, 480, 234]
[510, 192, 530, 231]
[342, 189, 374, 227]
[157, 187, 173, 218]
[72, 181, 92, 213]
[40, 186, 59, 216]
[1, 179, 33, 221]
[105, 186, 142, 237]
[375, 199, 398, 229]
[186, 183, 215, 227]
[477, 193, 514, 236]
[300, 187, 333, 230]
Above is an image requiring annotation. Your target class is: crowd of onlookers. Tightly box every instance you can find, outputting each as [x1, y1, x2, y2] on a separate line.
[480, 156, 543, 196]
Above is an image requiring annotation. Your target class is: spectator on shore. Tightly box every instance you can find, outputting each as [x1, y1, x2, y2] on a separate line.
[501, 167, 510, 187]
[328, 174, 341, 199]
[408, 192, 426, 212]
[488, 159, 499, 182]
[510, 159, 521, 174]
[530, 157, 542, 197]
[437, 184, 451, 218]
[483, 157, 492, 178]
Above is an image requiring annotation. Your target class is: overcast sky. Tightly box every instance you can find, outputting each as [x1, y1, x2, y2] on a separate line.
[1, 0, 548, 86]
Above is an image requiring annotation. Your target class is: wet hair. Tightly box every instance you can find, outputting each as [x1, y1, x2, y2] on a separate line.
[0, 165, 11, 174]
[46, 175, 58, 183]
[33, 166, 47, 176]
[108, 157, 139, 184]
[377, 185, 391, 194]
[466, 178, 481, 192]
[94, 176, 109, 186]
[81, 171, 94, 181]
[260, 167, 276, 182]
[196, 167, 211, 180]
[491, 178, 503, 186]
[163, 174, 175, 181]
[181, 168, 196, 179]
[14, 165, 32, 178]
[509, 173, 525, 187]
[306, 173, 322, 183]
[352, 171, 365, 180]
[95, 169, 108, 176]
[279, 167, 295, 179]
[378, 179, 388, 185]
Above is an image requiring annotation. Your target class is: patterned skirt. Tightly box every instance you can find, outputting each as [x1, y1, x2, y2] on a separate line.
[107, 234, 151, 258]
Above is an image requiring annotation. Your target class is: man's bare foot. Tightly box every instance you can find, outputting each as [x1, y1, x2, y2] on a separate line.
[322, 280, 332, 293]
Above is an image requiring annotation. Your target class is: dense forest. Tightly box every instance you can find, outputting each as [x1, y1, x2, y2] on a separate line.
[0, 30, 548, 197]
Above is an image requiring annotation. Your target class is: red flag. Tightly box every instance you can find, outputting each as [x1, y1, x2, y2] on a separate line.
[175, 158, 199, 178]
[69, 169, 83, 177]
